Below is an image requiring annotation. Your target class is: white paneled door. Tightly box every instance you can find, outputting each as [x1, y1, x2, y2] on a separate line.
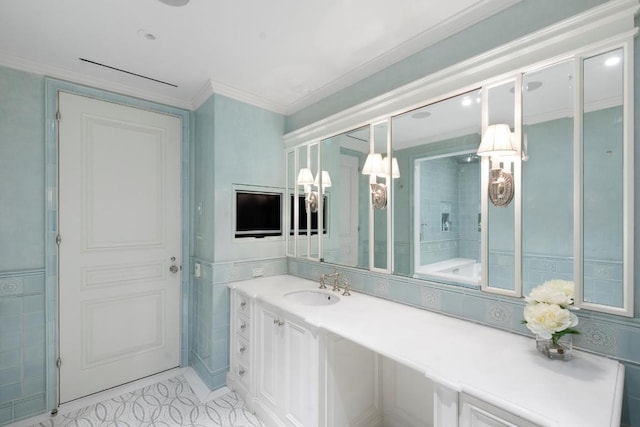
[339, 155, 359, 267]
[58, 93, 182, 403]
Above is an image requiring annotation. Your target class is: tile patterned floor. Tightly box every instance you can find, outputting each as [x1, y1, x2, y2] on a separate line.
[33, 375, 263, 427]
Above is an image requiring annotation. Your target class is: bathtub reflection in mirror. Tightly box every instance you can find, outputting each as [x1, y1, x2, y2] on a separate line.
[392, 89, 482, 286]
[412, 151, 481, 286]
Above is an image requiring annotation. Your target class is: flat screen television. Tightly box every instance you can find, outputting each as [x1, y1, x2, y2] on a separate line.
[235, 191, 282, 238]
[290, 194, 327, 235]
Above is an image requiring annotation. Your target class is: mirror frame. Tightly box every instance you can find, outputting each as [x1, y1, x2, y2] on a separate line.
[573, 42, 635, 316]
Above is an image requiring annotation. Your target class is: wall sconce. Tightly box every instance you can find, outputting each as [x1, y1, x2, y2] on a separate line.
[297, 168, 331, 213]
[477, 124, 517, 207]
[362, 154, 400, 209]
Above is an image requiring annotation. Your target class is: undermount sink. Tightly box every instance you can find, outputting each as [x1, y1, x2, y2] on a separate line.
[284, 290, 340, 306]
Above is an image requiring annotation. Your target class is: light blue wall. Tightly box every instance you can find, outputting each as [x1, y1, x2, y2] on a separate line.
[212, 94, 286, 262]
[0, 66, 47, 425]
[193, 96, 216, 262]
[0, 67, 45, 270]
[189, 93, 286, 390]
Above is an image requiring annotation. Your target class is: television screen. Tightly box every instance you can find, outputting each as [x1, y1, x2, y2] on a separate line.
[235, 191, 282, 238]
[290, 194, 327, 235]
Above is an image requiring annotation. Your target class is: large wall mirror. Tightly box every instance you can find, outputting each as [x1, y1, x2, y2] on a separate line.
[287, 40, 633, 316]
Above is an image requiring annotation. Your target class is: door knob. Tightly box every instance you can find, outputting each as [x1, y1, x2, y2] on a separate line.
[169, 265, 179, 273]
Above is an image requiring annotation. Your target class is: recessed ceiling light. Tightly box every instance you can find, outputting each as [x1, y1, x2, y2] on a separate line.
[509, 81, 543, 93]
[605, 56, 621, 67]
[158, 0, 190, 6]
[525, 81, 542, 92]
[412, 111, 431, 119]
[137, 29, 156, 40]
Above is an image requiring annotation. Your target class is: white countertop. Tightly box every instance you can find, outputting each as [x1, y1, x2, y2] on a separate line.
[230, 274, 624, 427]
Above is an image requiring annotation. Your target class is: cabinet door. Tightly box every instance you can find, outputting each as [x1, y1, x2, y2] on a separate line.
[257, 306, 282, 411]
[459, 394, 538, 427]
[282, 318, 312, 427]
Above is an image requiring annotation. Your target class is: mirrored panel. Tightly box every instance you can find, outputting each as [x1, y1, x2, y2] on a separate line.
[309, 143, 320, 259]
[583, 48, 624, 308]
[320, 125, 370, 269]
[372, 122, 389, 271]
[286, 150, 295, 256]
[392, 89, 482, 285]
[522, 60, 574, 295]
[486, 81, 517, 292]
[295, 144, 310, 258]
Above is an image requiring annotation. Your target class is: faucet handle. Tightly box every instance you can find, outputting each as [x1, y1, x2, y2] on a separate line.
[342, 280, 351, 296]
[332, 277, 341, 292]
[319, 274, 327, 289]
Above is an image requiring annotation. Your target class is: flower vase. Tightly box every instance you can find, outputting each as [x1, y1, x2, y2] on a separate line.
[536, 334, 573, 361]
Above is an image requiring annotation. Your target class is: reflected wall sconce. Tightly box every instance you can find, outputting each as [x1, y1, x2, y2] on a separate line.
[297, 168, 331, 213]
[477, 124, 517, 207]
[362, 154, 400, 210]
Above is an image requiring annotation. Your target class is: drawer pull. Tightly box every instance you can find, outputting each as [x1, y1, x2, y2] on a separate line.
[239, 369, 245, 376]
[273, 318, 285, 326]
[240, 301, 247, 308]
[240, 322, 246, 331]
[239, 346, 246, 353]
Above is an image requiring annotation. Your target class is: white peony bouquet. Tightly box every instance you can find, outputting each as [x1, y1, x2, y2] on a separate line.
[522, 280, 579, 345]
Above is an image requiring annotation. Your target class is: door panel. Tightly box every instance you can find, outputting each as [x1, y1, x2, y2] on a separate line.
[58, 92, 181, 403]
[339, 155, 359, 266]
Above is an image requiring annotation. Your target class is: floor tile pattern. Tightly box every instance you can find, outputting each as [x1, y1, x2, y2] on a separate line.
[33, 375, 263, 426]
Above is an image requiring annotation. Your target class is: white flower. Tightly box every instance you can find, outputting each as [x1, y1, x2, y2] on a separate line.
[523, 302, 579, 339]
[525, 280, 575, 307]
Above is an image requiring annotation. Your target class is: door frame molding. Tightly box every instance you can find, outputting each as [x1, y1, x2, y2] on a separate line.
[44, 78, 191, 410]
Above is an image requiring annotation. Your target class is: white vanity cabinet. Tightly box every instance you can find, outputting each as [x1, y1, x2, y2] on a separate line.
[228, 286, 320, 427]
[228, 276, 624, 427]
[255, 302, 319, 427]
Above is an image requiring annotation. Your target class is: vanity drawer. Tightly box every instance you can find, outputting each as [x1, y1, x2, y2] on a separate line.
[236, 294, 251, 315]
[235, 362, 250, 388]
[235, 336, 250, 362]
[235, 315, 250, 339]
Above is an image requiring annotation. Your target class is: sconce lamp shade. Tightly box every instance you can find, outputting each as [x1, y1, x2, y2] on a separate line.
[362, 153, 384, 175]
[296, 168, 314, 185]
[382, 156, 400, 179]
[314, 170, 332, 188]
[478, 124, 517, 157]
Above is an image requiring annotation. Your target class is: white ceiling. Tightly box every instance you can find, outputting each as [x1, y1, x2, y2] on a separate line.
[0, 0, 519, 114]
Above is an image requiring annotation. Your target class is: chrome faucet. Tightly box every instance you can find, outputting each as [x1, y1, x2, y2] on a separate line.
[320, 271, 339, 289]
[341, 280, 351, 296]
[319, 274, 327, 289]
[319, 271, 351, 295]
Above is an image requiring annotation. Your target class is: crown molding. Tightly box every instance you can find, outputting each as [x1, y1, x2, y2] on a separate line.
[283, 0, 639, 148]
[192, 79, 289, 115]
[0, 52, 192, 110]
